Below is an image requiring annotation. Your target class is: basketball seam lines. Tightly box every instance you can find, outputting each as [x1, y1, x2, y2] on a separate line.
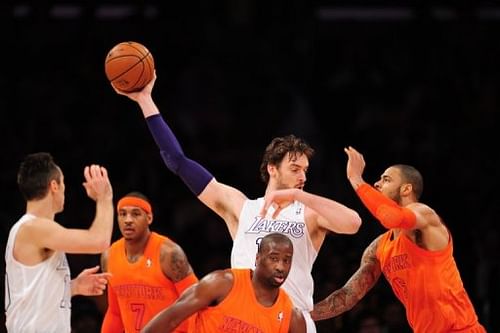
[106, 52, 151, 83]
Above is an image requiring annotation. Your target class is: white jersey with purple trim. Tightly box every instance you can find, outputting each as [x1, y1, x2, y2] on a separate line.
[231, 198, 318, 313]
[5, 214, 72, 333]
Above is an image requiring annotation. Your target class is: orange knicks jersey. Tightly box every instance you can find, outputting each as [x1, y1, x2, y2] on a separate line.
[103, 232, 190, 333]
[376, 230, 486, 333]
[189, 269, 293, 333]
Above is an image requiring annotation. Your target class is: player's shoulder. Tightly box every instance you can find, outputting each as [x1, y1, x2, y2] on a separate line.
[17, 216, 58, 237]
[157, 232, 177, 247]
[408, 201, 436, 216]
[159, 234, 188, 259]
[365, 234, 386, 254]
[210, 268, 236, 281]
[408, 202, 441, 227]
[196, 269, 235, 292]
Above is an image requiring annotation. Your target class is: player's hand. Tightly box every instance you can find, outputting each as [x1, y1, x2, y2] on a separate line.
[112, 70, 157, 102]
[259, 188, 298, 219]
[72, 265, 112, 296]
[83, 165, 113, 202]
[344, 146, 366, 188]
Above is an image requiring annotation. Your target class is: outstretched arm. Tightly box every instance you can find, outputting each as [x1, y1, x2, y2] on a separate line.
[344, 146, 417, 230]
[141, 270, 232, 333]
[25, 165, 114, 255]
[355, 184, 417, 229]
[310, 236, 382, 321]
[113, 74, 213, 197]
[113, 73, 247, 235]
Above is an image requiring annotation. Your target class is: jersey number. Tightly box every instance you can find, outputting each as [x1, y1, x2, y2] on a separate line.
[131, 303, 145, 330]
[59, 274, 71, 309]
[256, 237, 263, 251]
[56, 256, 71, 309]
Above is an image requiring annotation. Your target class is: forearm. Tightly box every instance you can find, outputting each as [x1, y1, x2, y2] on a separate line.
[312, 288, 357, 320]
[297, 190, 361, 234]
[87, 198, 114, 251]
[356, 184, 416, 229]
[311, 265, 379, 321]
[145, 114, 213, 196]
[142, 311, 180, 333]
[347, 176, 365, 191]
[136, 93, 160, 118]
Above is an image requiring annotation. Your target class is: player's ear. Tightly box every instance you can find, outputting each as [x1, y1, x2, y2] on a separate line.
[49, 179, 60, 192]
[267, 164, 277, 177]
[400, 183, 412, 196]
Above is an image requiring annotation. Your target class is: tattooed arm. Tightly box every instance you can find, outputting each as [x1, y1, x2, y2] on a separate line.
[311, 235, 383, 321]
[160, 238, 198, 294]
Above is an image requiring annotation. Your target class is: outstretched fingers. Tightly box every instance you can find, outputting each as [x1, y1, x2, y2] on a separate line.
[82, 165, 112, 200]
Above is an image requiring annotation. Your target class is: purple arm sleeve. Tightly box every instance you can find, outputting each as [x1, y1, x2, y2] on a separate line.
[145, 114, 214, 196]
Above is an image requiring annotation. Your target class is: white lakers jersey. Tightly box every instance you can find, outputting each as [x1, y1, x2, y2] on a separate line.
[231, 198, 318, 312]
[5, 214, 72, 333]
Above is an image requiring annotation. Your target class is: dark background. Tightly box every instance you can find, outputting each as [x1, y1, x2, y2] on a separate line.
[1, 2, 499, 332]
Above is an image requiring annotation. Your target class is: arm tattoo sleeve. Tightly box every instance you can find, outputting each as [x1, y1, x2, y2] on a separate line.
[311, 237, 382, 321]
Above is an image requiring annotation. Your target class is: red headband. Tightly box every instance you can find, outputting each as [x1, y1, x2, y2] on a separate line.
[117, 197, 152, 214]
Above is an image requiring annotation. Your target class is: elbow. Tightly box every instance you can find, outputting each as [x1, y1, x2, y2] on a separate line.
[375, 206, 416, 230]
[98, 239, 112, 252]
[346, 212, 362, 234]
[326, 210, 362, 235]
[160, 150, 183, 174]
[89, 238, 111, 254]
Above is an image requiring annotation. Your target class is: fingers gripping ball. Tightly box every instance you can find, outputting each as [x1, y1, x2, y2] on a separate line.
[104, 41, 155, 92]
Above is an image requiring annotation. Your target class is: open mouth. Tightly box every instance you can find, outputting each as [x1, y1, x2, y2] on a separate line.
[274, 275, 285, 284]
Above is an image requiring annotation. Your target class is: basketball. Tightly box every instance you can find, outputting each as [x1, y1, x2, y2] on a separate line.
[104, 41, 155, 93]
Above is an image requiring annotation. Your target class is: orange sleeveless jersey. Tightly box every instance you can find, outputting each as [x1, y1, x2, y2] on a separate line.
[189, 268, 293, 333]
[104, 232, 188, 333]
[376, 230, 486, 333]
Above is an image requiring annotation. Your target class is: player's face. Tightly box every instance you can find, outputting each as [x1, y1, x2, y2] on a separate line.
[256, 241, 293, 288]
[374, 167, 404, 204]
[273, 153, 308, 190]
[117, 206, 152, 240]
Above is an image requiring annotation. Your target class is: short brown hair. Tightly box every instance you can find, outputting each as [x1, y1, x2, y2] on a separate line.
[259, 134, 314, 183]
[17, 152, 61, 201]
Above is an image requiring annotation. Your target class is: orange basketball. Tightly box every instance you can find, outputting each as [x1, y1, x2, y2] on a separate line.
[104, 41, 155, 93]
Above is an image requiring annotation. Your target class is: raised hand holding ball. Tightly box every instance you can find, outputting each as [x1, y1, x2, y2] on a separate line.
[104, 41, 155, 92]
